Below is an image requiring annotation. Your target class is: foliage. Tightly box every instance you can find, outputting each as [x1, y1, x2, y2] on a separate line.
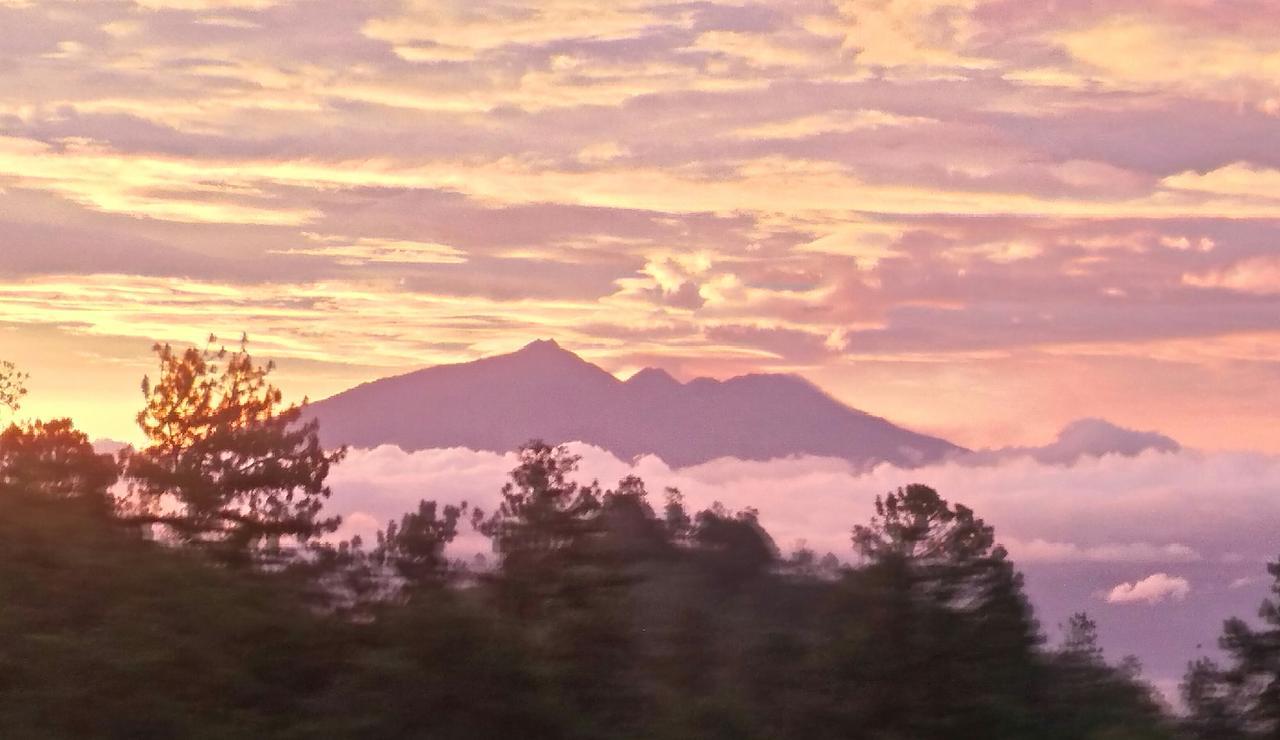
[661, 485, 692, 540]
[0, 418, 118, 511]
[691, 502, 778, 583]
[1184, 657, 1249, 739]
[1184, 558, 1280, 738]
[833, 484, 1047, 737]
[374, 499, 468, 588]
[0, 486, 340, 739]
[0, 359, 27, 420]
[1042, 612, 1171, 739]
[473, 441, 607, 615]
[121, 336, 345, 559]
[853, 483, 998, 568]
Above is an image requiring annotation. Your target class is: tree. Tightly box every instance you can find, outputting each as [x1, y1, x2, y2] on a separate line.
[662, 486, 692, 541]
[1059, 612, 1105, 664]
[0, 418, 119, 511]
[474, 440, 604, 613]
[474, 442, 649, 732]
[375, 499, 469, 588]
[598, 475, 671, 561]
[1183, 658, 1248, 739]
[1185, 558, 1280, 738]
[692, 502, 778, 583]
[853, 483, 997, 572]
[851, 484, 1033, 630]
[122, 336, 345, 559]
[846, 484, 1041, 738]
[1044, 611, 1171, 738]
[298, 500, 469, 617]
[0, 359, 27, 421]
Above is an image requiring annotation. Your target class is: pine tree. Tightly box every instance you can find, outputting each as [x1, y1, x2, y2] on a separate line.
[1186, 558, 1280, 737]
[121, 336, 345, 561]
[0, 418, 118, 511]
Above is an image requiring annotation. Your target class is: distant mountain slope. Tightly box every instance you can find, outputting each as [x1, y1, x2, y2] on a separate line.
[968, 418, 1181, 466]
[306, 339, 964, 468]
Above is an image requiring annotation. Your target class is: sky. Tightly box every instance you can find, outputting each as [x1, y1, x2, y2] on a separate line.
[2, 0, 1280, 450]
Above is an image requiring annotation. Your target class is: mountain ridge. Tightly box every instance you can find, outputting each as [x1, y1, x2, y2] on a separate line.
[306, 339, 964, 469]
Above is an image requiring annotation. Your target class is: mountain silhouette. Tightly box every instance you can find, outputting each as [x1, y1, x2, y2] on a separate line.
[306, 339, 964, 468]
[966, 418, 1181, 466]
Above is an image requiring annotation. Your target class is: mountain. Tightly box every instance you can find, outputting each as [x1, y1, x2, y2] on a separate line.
[306, 339, 964, 468]
[968, 418, 1181, 466]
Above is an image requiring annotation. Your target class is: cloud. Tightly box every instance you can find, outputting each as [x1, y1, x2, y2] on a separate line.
[277, 234, 468, 266]
[725, 110, 936, 141]
[361, 1, 668, 59]
[1054, 17, 1280, 103]
[1230, 575, 1265, 590]
[1164, 163, 1280, 201]
[1104, 573, 1191, 604]
[1184, 255, 1280, 296]
[134, 0, 279, 8]
[833, 0, 990, 70]
[324, 443, 1280, 568]
[1004, 539, 1200, 564]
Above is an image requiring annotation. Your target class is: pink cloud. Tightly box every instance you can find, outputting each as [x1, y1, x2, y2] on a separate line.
[325, 443, 1280, 567]
[1104, 573, 1191, 604]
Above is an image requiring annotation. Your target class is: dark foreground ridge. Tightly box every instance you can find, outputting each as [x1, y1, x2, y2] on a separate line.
[307, 339, 964, 468]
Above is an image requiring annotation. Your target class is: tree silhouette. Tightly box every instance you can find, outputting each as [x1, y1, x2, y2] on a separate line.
[0, 418, 118, 513]
[1, 427, 1191, 740]
[1059, 612, 1105, 664]
[1184, 657, 1249, 739]
[474, 441, 603, 611]
[662, 486, 692, 541]
[0, 360, 27, 421]
[597, 475, 671, 561]
[1042, 610, 1171, 737]
[375, 499, 468, 588]
[1185, 558, 1280, 737]
[122, 336, 345, 560]
[846, 484, 1042, 737]
[692, 502, 778, 583]
[853, 483, 996, 568]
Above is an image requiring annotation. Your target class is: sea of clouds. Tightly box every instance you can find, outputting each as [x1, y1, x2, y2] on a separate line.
[325, 444, 1280, 696]
[328, 444, 1280, 571]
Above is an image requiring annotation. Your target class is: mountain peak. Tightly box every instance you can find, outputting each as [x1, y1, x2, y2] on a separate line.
[506, 338, 589, 367]
[499, 339, 616, 383]
[517, 338, 564, 354]
[626, 367, 679, 389]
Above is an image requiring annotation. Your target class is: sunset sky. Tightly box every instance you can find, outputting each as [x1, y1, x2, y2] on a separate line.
[2, 0, 1279, 449]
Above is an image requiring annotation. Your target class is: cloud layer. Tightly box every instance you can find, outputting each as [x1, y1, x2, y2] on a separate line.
[322, 441, 1279, 687]
[0, 0, 1278, 450]
[327, 443, 1280, 567]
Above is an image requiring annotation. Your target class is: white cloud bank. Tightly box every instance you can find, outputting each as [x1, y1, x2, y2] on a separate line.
[1105, 573, 1192, 604]
[322, 443, 1280, 691]
[326, 444, 1280, 568]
